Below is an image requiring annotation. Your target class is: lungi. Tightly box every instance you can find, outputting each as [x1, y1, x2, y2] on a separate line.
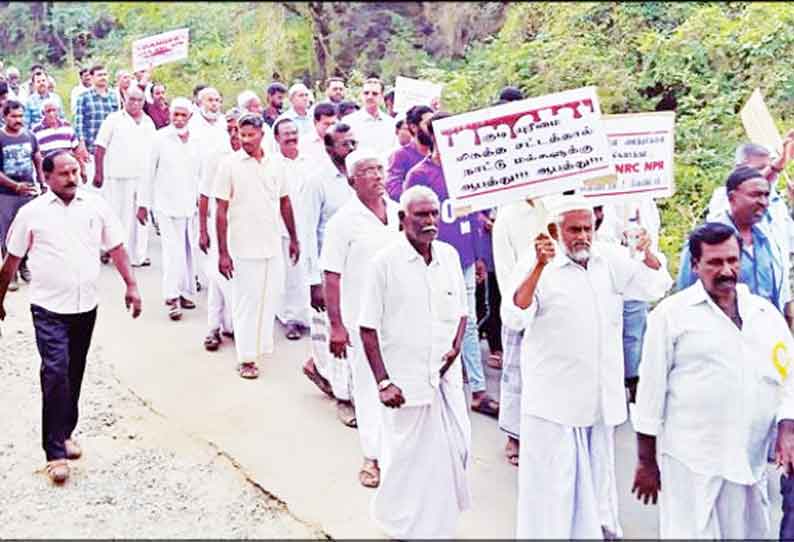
[349, 333, 382, 460]
[311, 309, 352, 401]
[231, 255, 284, 363]
[105, 177, 149, 265]
[498, 325, 523, 439]
[157, 214, 197, 302]
[276, 236, 310, 327]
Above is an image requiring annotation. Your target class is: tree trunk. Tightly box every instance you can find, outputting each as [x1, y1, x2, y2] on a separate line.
[308, 2, 332, 83]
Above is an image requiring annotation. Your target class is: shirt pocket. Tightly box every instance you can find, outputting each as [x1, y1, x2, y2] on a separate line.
[434, 287, 461, 323]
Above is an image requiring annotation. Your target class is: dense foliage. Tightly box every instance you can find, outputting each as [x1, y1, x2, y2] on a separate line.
[3, 2, 794, 272]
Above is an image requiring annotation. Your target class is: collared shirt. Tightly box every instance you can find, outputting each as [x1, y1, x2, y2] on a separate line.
[276, 107, 313, 136]
[504, 242, 672, 427]
[302, 155, 354, 284]
[386, 141, 426, 202]
[31, 119, 78, 156]
[492, 199, 549, 293]
[358, 237, 468, 407]
[345, 107, 397, 162]
[271, 151, 313, 239]
[74, 88, 119, 153]
[143, 101, 171, 130]
[23, 92, 65, 129]
[632, 281, 794, 484]
[70, 84, 91, 117]
[676, 210, 790, 311]
[94, 109, 156, 179]
[212, 149, 287, 260]
[404, 156, 480, 270]
[5, 189, 124, 314]
[140, 125, 202, 218]
[320, 195, 402, 328]
[298, 131, 326, 165]
[191, 112, 230, 200]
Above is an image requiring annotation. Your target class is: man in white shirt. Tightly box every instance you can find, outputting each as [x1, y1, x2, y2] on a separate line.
[632, 221, 794, 538]
[492, 197, 549, 466]
[214, 113, 300, 379]
[0, 150, 141, 484]
[276, 83, 313, 136]
[300, 122, 357, 420]
[320, 148, 402, 488]
[70, 68, 92, 116]
[94, 87, 156, 267]
[137, 98, 201, 321]
[505, 194, 672, 539]
[299, 102, 337, 165]
[344, 77, 396, 163]
[358, 185, 470, 539]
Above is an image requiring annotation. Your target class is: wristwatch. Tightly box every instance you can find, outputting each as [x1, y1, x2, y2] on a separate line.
[377, 379, 393, 391]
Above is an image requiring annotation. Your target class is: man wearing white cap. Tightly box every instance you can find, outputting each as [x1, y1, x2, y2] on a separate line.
[504, 193, 672, 539]
[320, 148, 401, 488]
[276, 83, 313, 136]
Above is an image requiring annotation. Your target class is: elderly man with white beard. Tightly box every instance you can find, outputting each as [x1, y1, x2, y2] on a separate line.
[504, 194, 672, 539]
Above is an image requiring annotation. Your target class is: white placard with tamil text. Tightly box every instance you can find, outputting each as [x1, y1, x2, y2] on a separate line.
[741, 88, 784, 155]
[434, 86, 615, 213]
[580, 111, 676, 203]
[132, 28, 190, 72]
[393, 76, 442, 114]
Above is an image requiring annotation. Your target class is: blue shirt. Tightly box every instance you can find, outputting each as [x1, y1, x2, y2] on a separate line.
[23, 92, 65, 129]
[677, 211, 786, 311]
[74, 89, 118, 153]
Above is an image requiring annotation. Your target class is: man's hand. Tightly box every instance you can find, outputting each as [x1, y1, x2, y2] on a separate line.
[379, 383, 405, 408]
[0, 300, 6, 321]
[632, 459, 661, 505]
[136, 206, 148, 226]
[199, 230, 210, 254]
[439, 346, 461, 377]
[329, 323, 351, 359]
[475, 259, 487, 285]
[310, 284, 325, 312]
[16, 182, 38, 197]
[75, 143, 89, 162]
[219, 253, 234, 280]
[125, 284, 142, 318]
[93, 171, 104, 189]
[776, 419, 794, 476]
[289, 238, 300, 265]
[534, 233, 556, 265]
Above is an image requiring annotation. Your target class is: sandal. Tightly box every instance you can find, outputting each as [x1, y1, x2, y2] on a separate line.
[337, 401, 357, 428]
[505, 438, 519, 467]
[179, 297, 196, 310]
[204, 330, 222, 352]
[167, 299, 182, 321]
[65, 438, 82, 460]
[487, 351, 503, 370]
[285, 322, 302, 341]
[471, 396, 500, 418]
[302, 358, 334, 398]
[239, 362, 259, 379]
[358, 459, 380, 488]
[46, 459, 69, 484]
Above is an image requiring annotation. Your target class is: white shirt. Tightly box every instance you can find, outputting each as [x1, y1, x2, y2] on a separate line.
[212, 150, 287, 260]
[70, 84, 90, 116]
[358, 237, 468, 407]
[140, 125, 202, 218]
[345, 107, 397, 163]
[271, 151, 313, 239]
[320, 195, 402, 328]
[5, 190, 124, 314]
[193, 113, 232, 200]
[302, 155, 354, 284]
[94, 110, 156, 179]
[505, 242, 672, 427]
[299, 131, 326, 165]
[597, 197, 661, 250]
[492, 199, 549, 293]
[632, 281, 794, 484]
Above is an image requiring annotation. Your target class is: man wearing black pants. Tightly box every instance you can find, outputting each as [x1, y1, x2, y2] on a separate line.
[0, 150, 142, 484]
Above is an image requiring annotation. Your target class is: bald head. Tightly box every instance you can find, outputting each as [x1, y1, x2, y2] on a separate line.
[125, 86, 145, 117]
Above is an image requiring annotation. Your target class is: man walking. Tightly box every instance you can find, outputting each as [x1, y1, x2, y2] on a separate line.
[263, 82, 287, 127]
[73, 64, 118, 189]
[345, 78, 395, 161]
[23, 71, 64, 129]
[0, 150, 142, 484]
[386, 104, 433, 201]
[358, 184, 470, 539]
[277, 83, 313, 136]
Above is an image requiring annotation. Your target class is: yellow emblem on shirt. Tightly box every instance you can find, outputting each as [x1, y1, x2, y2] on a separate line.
[773, 341, 792, 380]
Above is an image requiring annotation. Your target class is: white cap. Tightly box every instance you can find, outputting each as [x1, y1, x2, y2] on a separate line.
[543, 193, 593, 224]
[171, 97, 192, 112]
[345, 148, 385, 177]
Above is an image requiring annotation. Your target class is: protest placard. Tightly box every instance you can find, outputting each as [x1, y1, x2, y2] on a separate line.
[434, 86, 615, 213]
[132, 28, 190, 71]
[579, 111, 676, 203]
[740, 88, 784, 154]
[393, 76, 443, 114]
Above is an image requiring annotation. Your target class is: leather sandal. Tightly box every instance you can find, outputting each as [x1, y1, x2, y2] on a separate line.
[358, 459, 380, 488]
[336, 401, 357, 428]
[239, 362, 259, 379]
[65, 438, 82, 460]
[166, 299, 182, 321]
[179, 296, 196, 310]
[46, 459, 69, 484]
[302, 358, 334, 399]
[204, 330, 222, 352]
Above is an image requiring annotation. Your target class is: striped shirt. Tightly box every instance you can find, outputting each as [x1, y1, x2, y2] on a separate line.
[31, 119, 78, 156]
[24, 92, 65, 129]
[74, 88, 118, 153]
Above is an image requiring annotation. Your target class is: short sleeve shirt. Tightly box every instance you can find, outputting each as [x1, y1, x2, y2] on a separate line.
[0, 129, 39, 195]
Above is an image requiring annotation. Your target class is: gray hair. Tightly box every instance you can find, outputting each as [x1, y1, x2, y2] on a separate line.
[237, 90, 259, 109]
[40, 96, 61, 111]
[400, 185, 440, 212]
[197, 86, 220, 102]
[735, 143, 771, 165]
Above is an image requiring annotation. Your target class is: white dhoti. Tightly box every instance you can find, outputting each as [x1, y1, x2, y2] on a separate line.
[350, 335, 381, 460]
[498, 326, 523, 439]
[192, 213, 208, 290]
[158, 214, 197, 301]
[659, 454, 769, 539]
[373, 379, 471, 539]
[516, 415, 622, 539]
[203, 225, 233, 334]
[310, 309, 352, 401]
[231, 255, 285, 363]
[106, 177, 149, 265]
[276, 236, 310, 327]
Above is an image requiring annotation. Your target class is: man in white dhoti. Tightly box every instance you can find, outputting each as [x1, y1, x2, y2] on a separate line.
[137, 98, 202, 321]
[358, 185, 470, 539]
[93, 87, 155, 267]
[632, 221, 794, 539]
[492, 196, 549, 466]
[272, 118, 312, 340]
[300, 122, 356, 425]
[505, 194, 671, 539]
[320, 149, 401, 488]
[214, 113, 299, 379]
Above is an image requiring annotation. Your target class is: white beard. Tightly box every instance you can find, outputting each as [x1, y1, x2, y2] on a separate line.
[567, 247, 590, 265]
[201, 108, 219, 120]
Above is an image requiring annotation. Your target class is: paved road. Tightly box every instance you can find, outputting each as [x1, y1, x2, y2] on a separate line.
[4, 235, 786, 538]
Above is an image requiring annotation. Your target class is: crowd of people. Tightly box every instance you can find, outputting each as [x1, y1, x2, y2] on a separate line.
[3, 59, 794, 540]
